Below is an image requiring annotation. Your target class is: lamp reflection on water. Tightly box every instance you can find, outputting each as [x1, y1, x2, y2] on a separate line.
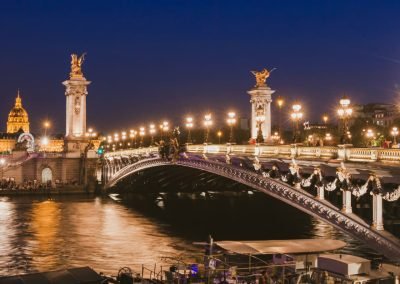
[31, 200, 60, 270]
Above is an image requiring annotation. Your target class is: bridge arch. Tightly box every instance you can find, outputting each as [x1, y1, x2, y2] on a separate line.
[104, 157, 400, 261]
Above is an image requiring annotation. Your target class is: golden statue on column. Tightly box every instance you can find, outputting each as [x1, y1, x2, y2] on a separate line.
[251, 68, 275, 88]
[70, 53, 86, 79]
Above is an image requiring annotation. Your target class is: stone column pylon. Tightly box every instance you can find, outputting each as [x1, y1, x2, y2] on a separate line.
[372, 193, 384, 231]
[248, 86, 275, 141]
[63, 77, 91, 138]
[342, 190, 352, 213]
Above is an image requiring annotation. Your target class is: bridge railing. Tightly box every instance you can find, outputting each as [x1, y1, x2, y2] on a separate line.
[104, 147, 158, 158]
[186, 144, 400, 163]
[103, 144, 400, 163]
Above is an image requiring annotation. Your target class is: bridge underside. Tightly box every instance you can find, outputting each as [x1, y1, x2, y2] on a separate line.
[110, 165, 253, 194]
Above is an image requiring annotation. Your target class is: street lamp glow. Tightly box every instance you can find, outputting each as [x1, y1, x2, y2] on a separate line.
[391, 126, 399, 145]
[340, 97, 351, 107]
[149, 124, 156, 145]
[337, 96, 353, 144]
[291, 103, 303, 143]
[162, 121, 169, 132]
[277, 97, 284, 108]
[203, 113, 213, 144]
[0, 158, 5, 166]
[43, 120, 51, 136]
[227, 112, 237, 125]
[204, 114, 212, 127]
[149, 124, 156, 134]
[227, 112, 237, 144]
[217, 130, 222, 144]
[292, 104, 302, 112]
[186, 117, 194, 128]
[323, 115, 328, 124]
[129, 130, 136, 138]
[185, 116, 194, 144]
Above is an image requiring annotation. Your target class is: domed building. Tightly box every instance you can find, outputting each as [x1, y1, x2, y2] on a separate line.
[7, 91, 30, 133]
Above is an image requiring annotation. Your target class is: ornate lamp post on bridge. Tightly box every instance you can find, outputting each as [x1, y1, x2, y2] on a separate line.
[113, 133, 119, 150]
[217, 131, 223, 144]
[337, 96, 353, 144]
[291, 103, 303, 143]
[149, 124, 156, 146]
[43, 120, 50, 136]
[365, 129, 375, 147]
[203, 113, 213, 144]
[226, 112, 237, 144]
[139, 127, 145, 147]
[121, 131, 127, 148]
[129, 129, 137, 148]
[185, 117, 193, 144]
[322, 115, 328, 125]
[160, 121, 169, 141]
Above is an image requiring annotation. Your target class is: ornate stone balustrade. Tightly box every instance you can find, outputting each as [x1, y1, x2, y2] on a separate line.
[181, 144, 400, 163]
[104, 144, 400, 163]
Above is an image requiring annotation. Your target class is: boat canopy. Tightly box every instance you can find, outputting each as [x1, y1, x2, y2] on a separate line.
[214, 239, 346, 255]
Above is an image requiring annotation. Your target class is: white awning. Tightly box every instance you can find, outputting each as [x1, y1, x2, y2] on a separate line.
[214, 239, 346, 255]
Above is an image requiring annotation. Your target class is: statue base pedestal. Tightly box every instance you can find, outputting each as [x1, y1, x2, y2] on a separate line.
[248, 86, 275, 141]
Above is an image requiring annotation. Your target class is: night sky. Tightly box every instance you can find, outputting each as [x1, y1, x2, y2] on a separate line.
[1, 1, 400, 134]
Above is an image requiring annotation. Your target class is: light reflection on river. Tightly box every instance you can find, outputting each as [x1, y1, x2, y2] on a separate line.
[0, 194, 379, 276]
[0, 196, 196, 276]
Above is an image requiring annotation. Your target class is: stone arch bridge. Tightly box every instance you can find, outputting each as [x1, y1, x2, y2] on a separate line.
[99, 144, 400, 261]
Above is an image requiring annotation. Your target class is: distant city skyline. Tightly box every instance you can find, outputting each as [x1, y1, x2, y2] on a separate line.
[1, 1, 400, 134]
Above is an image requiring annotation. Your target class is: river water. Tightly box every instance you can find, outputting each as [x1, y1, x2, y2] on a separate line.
[0, 193, 380, 276]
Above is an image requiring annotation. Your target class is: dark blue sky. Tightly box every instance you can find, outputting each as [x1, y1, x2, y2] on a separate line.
[1, 1, 400, 134]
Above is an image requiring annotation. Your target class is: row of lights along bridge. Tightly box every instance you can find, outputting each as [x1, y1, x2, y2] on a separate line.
[102, 96, 400, 151]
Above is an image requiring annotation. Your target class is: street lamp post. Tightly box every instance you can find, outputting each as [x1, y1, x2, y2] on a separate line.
[185, 117, 194, 144]
[291, 103, 303, 143]
[217, 131, 222, 144]
[226, 112, 237, 144]
[113, 133, 120, 150]
[323, 115, 328, 125]
[337, 96, 353, 144]
[129, 129, 137, 148]
[121, 131, 127, 149]
[391, 127, 398, 146]
[43, 120, 50, 136]
[366, 129, 375, 147]
[203, 113, 213, 144]
[139, 127, 145, 147]
[162, 121, 169, 141]
[149, 124, 156, 146]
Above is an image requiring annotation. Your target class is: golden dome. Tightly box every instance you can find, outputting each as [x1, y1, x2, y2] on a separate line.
[7, 91, 30, 133]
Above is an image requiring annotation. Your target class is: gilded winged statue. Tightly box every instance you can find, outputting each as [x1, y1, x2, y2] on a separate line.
[70, 53, 86, 78]
[251, 68, 275, 88]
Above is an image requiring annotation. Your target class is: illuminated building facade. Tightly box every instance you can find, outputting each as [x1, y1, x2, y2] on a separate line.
[6, 91, 30, 134]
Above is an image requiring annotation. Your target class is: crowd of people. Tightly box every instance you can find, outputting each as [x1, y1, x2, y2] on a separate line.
[0, 178, 79, 191]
